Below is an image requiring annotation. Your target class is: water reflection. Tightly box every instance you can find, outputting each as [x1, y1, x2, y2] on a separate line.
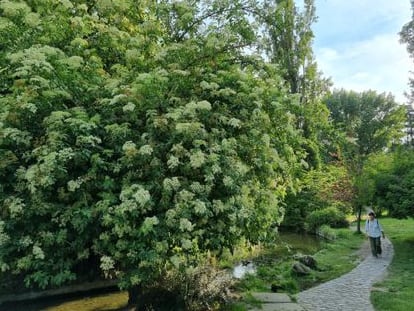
[233, 261, 256, 279]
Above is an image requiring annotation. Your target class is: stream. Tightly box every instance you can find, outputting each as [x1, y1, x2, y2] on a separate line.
[2, 233, 321, 311]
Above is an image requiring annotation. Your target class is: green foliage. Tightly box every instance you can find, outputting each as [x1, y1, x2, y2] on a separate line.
[360, 148, 414, 218]
[305, 207, 349, 233]
[326, 89, 406, 159]
[282, 164, 353, 231]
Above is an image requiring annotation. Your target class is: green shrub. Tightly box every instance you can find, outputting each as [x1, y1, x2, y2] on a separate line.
[305, 207, 349, 232]
[316, 225, 337, 240]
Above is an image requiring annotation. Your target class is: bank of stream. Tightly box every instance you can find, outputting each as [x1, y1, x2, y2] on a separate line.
[1, 232, 322, 311]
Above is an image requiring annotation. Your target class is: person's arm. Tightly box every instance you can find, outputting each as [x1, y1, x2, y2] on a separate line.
[365, 220, 369, 235]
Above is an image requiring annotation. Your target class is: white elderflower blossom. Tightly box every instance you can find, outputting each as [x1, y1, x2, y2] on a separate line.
[122, 141, 137, 156]
[122, 102, 135, 112]
[132, 187, 151, 206]
[138, 144, 153, 156]
[228, 117, 242, 128]
[163, 177, 181, 192]
[100, 255, 115, 273]
[194, 200, 207, 215]
[190, 182, 204, 194]
[32, 245, 45, 260]
[179, 218, 194, 232]
[190, 150, 205, 168]
[167, 155, 180, 169]
[196, 100, 212, 110]
[67, 179, 82, 192]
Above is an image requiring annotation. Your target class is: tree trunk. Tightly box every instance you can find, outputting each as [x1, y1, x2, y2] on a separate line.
[127, 285, 141, 307]
[356, 205, 362, 233]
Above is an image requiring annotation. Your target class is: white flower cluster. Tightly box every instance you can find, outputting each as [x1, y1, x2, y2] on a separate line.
[122, 102, 136, 112]
[190, 182, 204, 194]
[100, 255, 115, 272]
[228, 117, 242, 128]
[167, 155, 180, 169]
[122, 141, 137, 156]
[193, 200, 207, 215]
[67, 179, 82, 192]
[190, 150, 205, 168]
[32, 245, 45, 260]
[179, 218, 194, 232]
[163, 177, 181, 192]
[132, 187, 151, 207]
[138, 144, 153, 156]
[200, 80, 219, 90]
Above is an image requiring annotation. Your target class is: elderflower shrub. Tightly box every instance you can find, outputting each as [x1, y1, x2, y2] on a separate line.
[32, 245, 45, 260]
[122, 102, 136, 112]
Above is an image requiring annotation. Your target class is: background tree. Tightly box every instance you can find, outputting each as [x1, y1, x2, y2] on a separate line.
[325, 89, 406, 232]
[262, 0, 331, 169]
[361, 148, 414, 218]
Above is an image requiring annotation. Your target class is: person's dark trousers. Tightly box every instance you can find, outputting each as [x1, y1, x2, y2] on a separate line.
[369, 237, 382, 257]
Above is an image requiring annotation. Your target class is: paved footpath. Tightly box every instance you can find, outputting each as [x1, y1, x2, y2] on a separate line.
[297, 238, 394, 311]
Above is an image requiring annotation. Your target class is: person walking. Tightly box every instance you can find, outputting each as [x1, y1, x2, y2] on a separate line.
[365, 211, 385, 258]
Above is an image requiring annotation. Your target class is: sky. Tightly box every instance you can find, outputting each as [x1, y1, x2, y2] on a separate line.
[312, 0, 413, 104]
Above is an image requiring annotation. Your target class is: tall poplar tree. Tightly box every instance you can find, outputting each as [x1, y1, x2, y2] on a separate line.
[400, 0, 414, 103]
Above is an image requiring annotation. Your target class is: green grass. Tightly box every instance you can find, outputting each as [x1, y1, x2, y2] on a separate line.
[371, 217, 414, 311]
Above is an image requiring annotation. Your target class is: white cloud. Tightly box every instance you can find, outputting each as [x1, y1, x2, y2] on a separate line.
[313, 0, 413, 103]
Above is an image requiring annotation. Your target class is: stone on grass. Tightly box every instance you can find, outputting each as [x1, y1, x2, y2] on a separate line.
[292, 261, 311, 275]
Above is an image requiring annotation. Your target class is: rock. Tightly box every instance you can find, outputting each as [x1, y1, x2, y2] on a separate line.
[292, 262, 311, 275]
[298, 255, 317, 270]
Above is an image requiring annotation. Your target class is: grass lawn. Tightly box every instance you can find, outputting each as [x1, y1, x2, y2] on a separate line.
[371, 217, 414, 311]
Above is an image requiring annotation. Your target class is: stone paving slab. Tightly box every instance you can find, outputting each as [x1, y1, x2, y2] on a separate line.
[250, 302, 305, 311]
[249, 292, 305, 311]
[251, 293, 292, 303]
